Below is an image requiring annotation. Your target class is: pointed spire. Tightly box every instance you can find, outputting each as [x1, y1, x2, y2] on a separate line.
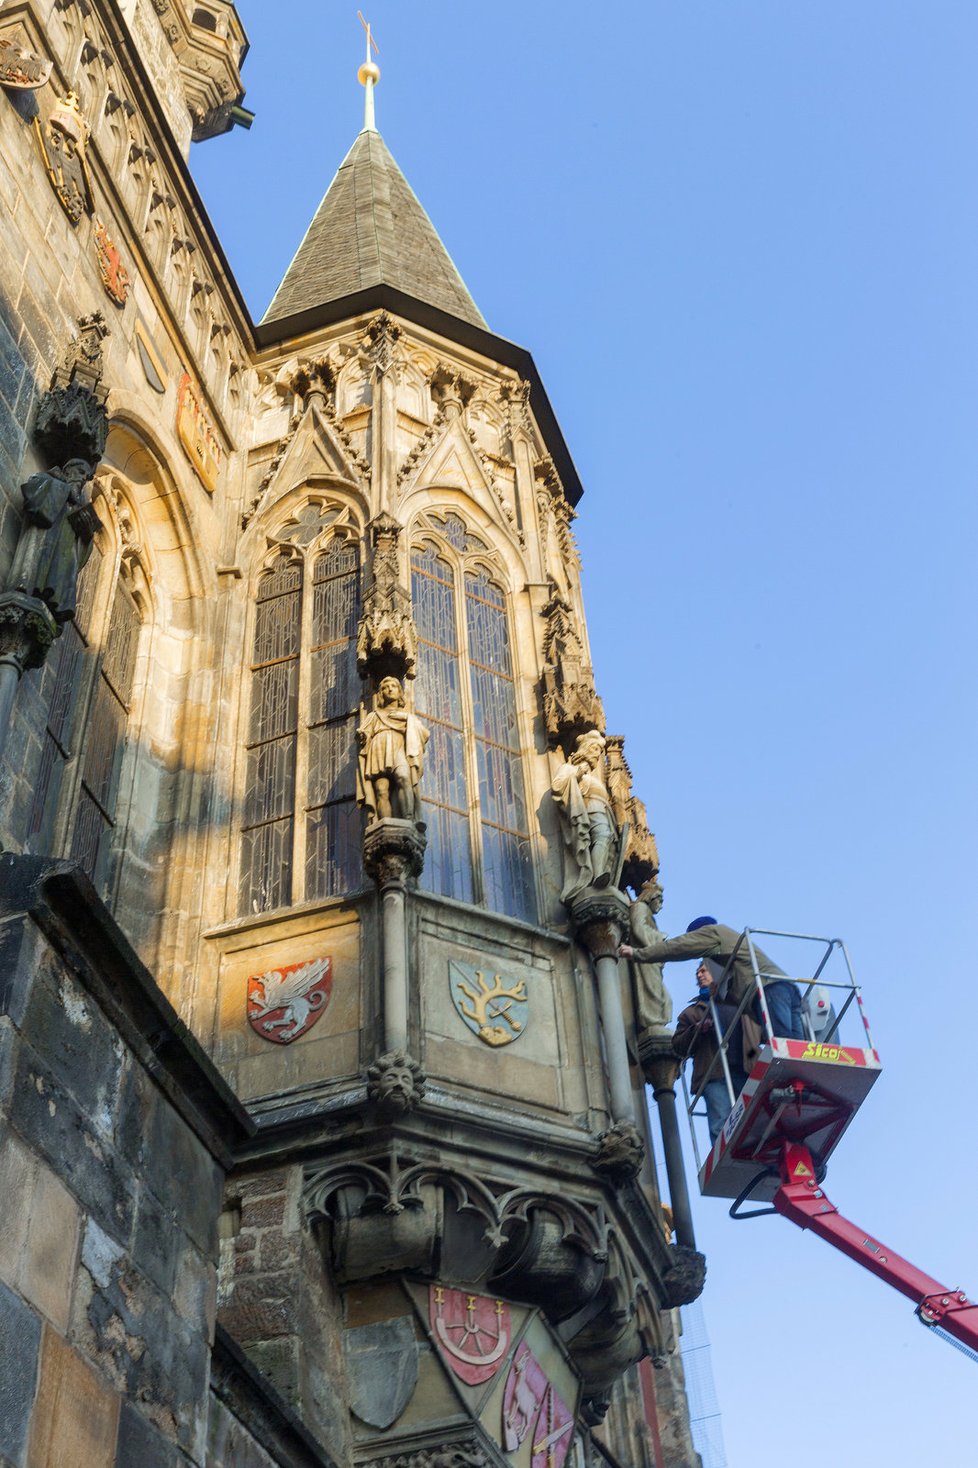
[260, 24, 487, 331]
[357, 12, 380, 133]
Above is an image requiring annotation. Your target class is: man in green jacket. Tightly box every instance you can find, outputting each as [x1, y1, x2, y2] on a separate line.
[619, 915, 805, 1041]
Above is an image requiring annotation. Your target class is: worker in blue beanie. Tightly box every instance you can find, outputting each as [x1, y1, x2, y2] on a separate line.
[620, 917, 805, 1041]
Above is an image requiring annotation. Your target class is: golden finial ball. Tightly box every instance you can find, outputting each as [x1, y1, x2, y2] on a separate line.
[358, 60, 381, 86]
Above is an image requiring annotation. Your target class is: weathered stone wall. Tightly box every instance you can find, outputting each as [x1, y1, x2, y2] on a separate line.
[0, 856, 339, 1468]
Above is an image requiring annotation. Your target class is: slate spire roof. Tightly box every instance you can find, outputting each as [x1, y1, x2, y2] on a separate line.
[261, 127, 487, 330]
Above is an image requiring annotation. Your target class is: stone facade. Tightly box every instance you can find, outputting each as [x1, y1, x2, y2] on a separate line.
[0, 6, 702, 1467]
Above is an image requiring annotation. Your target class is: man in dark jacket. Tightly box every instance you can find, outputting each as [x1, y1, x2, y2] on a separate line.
[620, 915, 805, 1041]
[673, 961, 760, 1143]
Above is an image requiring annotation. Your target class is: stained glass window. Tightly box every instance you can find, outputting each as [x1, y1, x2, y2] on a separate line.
[27, 528, 145, 898]
[306, 540, 362, 899]
[239, 533, 363, 915]
[465, 571, 533, 923]
[411, 544, 473, 903]
[411, 535, 535, 921]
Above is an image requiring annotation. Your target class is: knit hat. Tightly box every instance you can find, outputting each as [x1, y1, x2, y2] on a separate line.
[686, 916, 718, 932]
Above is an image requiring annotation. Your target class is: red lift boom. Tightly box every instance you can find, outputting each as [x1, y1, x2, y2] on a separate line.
[682, 930, 978, 1360]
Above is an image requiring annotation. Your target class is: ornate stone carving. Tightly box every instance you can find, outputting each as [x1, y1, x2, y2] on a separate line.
[364, 311, 402, 376]
[366, 1049, 426, 1115]
[627, 878, 672, 1041]
[357, 678, 429, 825]
[0, 592, 58, 674]
[357, 514, 417, 680]
[605, 736, 660, 894]
[362, 1441, 492, 1468]
[540, 584, 604, 751]
[569, 889, 630, 960]
[0, 36, 53, 90]
[33, 90, 94, 224]
[591, 1121, 644, 1185]
[34, 313, 110, 468]
[552, 733, 623, 903]
[362, 818, 427, 889]
[661, 1244, 707, 1308]
[637, 1031, 680, 1094]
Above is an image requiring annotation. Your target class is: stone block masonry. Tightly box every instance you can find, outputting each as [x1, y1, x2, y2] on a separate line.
[0, 856, 339, 1468]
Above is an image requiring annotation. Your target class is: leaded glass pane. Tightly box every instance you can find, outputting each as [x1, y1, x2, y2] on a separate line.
[70, 787, 108, 878]
[306, 799, 363, 900]
[28, 544, 102, 849]
[465, 571, 535, 923]
[248, 662, 298, 743]
[412, 547, 473, 903]
[423, 804, 474, 905]
[240, 557, 301, 913]
[101, 583, 140, 705]
[240, 820, 293, 913]
[481, 824, 534, 924]
[244, 738, 296, 826]
[305, 539, 362, 901]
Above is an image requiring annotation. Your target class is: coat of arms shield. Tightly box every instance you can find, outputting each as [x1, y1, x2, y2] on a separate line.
[531, 1381, 574, 1468]
[449, 959, 528, 1048]
[502, 1344, 548, 1451]
[246, 956, 332, 1045]
[0, 36, 53, 90]
[429, 1285, 512, 1386]
[95, 221, 131, 307]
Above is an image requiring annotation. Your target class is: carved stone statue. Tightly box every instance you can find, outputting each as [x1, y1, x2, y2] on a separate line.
[11, 460, 100, 623]
[551, 729, 620, 902]
[357, 676, 429, 824]
[628, 877, 672, 1039]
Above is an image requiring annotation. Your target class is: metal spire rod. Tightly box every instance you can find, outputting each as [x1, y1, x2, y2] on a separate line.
[357, 11, 380, 132]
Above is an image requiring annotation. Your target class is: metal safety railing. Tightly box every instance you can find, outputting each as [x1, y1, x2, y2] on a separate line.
[679, 929, 874, 1172]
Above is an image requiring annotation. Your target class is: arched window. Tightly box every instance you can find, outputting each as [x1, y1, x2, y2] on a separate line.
[411, 517, 534, 923]
[239, 530, 362, 915]
[27, 526, 144, 896]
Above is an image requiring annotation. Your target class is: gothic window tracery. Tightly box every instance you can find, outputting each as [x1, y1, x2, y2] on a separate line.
[239, 513, 363, 915]
[410, 516, 534, 923]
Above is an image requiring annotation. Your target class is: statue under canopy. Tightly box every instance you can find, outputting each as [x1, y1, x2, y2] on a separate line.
[356, 675, 429, 825]
[551, 728, 621, 902]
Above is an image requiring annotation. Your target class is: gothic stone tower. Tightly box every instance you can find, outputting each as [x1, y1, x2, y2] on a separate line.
[0, 9, 703, 1467]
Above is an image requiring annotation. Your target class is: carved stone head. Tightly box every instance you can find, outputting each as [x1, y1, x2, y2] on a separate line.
[574, 729, 606, 770]
[377, 675, 405, 709]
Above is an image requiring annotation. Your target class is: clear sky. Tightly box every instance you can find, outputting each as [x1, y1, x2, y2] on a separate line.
[192, 5, 978, 1463]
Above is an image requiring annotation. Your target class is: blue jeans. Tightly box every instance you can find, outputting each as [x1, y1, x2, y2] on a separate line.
[704, 1069, 748, 1143]
[763, 980, 804, 1040]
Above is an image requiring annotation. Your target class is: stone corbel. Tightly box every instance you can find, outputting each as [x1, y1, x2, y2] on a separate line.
[33, 312, 110, 467]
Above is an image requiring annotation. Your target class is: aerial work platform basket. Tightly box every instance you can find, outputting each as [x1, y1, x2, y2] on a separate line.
[680, 930, 881, 1202]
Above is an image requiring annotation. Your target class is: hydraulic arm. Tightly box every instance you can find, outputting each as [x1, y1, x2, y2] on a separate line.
[763, 1142, 978, 1357]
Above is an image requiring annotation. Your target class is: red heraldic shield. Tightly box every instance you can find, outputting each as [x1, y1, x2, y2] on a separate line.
[247, 957, 332, 1045]
[531, 1382, 574, 1468]
[429, 1285, 512, 1386]
[503, 1344, 548, 1451]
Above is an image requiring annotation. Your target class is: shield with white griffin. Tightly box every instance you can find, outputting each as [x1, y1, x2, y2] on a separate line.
[246, 956, 332, 1045]
[429, 1285, 512, 1387]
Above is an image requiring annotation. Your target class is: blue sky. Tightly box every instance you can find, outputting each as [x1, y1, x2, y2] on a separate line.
[193, 5, 978, 1462]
